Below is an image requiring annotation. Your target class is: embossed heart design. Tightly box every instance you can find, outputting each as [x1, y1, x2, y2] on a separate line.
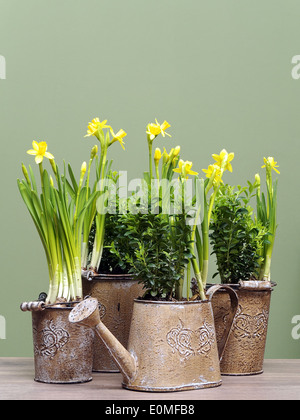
[166, 319, 215, 361]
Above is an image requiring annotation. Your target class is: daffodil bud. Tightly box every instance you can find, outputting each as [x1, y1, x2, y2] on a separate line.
[22, 163, 31, 185]
[154, 148, 162, 162]
[50, 176, 54, 187]
[173, 146, 181, 157]
[162, 147, 169, 164]
[255, 173, 261, 185]
[81, 161, 87, 176]
[168, 148, 175, 160]
[90, 145, 98, 159]
[49, 158, 57, 175]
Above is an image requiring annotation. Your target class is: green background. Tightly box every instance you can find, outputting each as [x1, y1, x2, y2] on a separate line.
[0, 0, 299, 358]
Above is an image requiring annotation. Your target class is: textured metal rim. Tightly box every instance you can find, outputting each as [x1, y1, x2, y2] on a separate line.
[122, 380, 222, 392]
[221, 370, 264, 377]
[82, 272, 136, 282]
[34, 377, 93, 384]
[133, 299, 210, 306]
[206, 282, 276, 292]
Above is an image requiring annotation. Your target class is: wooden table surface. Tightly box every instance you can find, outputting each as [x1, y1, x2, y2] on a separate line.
[0, 358, 299, 400]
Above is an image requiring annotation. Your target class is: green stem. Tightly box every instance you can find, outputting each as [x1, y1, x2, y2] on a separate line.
[186, 260, 191, 300]
[207, 186, 219, 226]
[89, 149, 108, 271]
[148, 141, 153, 181]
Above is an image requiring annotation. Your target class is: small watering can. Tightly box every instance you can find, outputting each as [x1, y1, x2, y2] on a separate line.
[69, 285, 238, 392]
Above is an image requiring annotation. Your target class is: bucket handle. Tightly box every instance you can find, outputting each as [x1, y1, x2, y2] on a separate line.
[206, 284, 239, 362]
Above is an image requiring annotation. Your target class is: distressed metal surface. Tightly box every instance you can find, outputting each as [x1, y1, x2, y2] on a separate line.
[209, 282, 274, 376]
[82, 274, 144, 372]
[70, 298, 234, 392]
[32, 307, 94, 384]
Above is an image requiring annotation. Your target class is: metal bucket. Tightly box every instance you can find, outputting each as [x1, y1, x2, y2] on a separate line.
[208, 281, 276, 376]
[82, 272, 144, 372]
[31, 306, 94, 384]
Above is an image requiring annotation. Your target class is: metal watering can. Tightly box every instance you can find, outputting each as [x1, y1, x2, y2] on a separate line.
[69, 285, 238, 392]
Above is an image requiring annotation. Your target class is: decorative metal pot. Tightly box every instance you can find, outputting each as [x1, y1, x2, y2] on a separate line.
[21, 301, 94, 384]
[69, 285, 238, 392]
[208, 281, 276, 376]
[82, 272, 144, 372]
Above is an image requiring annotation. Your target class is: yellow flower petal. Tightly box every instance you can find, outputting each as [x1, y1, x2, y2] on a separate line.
[212, 149, 234, 172]
[44, 152, 55, 160]
[146, 119, 171, 140]
[85, 118, 109, 138]
[109, 128, 127, 150]
[27, 149, 37, 155]
[27, 141, 54, 164]
[262, 157, 280, 174]
[32, 141, 39, 152]
[35, 154, 43, 164]
[173, 159, 198, 178]
[188, 170, 199, 176]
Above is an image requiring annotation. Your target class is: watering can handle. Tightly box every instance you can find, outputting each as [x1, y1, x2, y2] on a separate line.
[206, 284, 239, 362]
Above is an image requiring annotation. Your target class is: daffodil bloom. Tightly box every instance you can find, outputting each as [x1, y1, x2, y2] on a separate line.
[212, 149, 234, 172]
[173, 159, 198, 179]
[202, 164, 223, 184]
[109, 128, 126, 150]
[27, 141, 54, 164]
[146, 119, 171, 141]
[84, 118, 110, 138]
[261, 157, 280, 174]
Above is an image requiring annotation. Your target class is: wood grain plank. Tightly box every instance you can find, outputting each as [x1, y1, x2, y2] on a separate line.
[0, 358, 299, 400]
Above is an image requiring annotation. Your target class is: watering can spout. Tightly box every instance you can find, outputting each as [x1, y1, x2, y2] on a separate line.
[69, 298, 137, 382]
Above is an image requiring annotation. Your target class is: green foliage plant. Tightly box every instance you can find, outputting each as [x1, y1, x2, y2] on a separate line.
[210, 182, 268, 284]
[118, 119, 195, 300]
[81, 117, 126, 272]
[256, 157, 279, 280]
[18, 141, 98, 304]
[189, 149, 235, 297]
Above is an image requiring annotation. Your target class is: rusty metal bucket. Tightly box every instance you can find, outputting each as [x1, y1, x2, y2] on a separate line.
[23, 303, 94, 384]
[69, 285, 239, 392]
[82, 272, 144, 372]
[208, 281, 276, 376]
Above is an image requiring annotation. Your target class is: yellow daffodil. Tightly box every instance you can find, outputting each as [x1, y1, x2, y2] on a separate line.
[173, 159, 198, 179]
[154, 147, 162, 162]
[146, 119, 171, 141]
[202, 164, 223, 184]
[84, 118, 109, 138]
[212, 149, 234, 172]
[261, 157, 280, 174]
[109, 128, 126, 150]
[27, 141, 54, 164]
